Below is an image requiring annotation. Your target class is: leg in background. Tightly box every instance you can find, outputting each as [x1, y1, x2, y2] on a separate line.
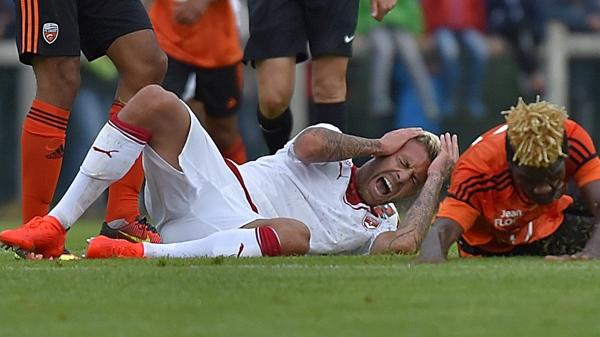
[104, 29, 167, 226]
[22, 56, 81, 222]
[311, 56, 349, 130]
[255, 57, 296, 154]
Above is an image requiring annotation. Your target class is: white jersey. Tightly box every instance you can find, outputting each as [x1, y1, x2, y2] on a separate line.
[143, 108, 397, 254]
[238, 124, 398, 255]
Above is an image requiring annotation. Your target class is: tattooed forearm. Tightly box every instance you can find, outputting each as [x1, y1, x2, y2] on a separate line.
[387, 173, 445, 253]
[295, 127, 380, 163]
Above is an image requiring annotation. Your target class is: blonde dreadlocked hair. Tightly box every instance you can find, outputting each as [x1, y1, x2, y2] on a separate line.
[502, 97, 568, 167]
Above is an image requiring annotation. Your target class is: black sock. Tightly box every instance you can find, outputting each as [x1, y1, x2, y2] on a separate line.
[314, 102, 346, 131]
[257, 107, 293, 155]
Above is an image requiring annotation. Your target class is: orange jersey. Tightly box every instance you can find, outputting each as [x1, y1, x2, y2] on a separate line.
[437, 119, 600, 253]
[150, 0, 242, 68]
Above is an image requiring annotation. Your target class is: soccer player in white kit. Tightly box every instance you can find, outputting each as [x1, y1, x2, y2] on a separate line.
[0, 85, 459, 259]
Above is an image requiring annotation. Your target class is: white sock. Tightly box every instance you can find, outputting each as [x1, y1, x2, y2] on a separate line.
[50, 122, 147, 228]
[142, 228, 263, 258]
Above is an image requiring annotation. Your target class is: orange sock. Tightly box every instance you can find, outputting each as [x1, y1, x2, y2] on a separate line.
[105, 101, 143, 224]
[21, 99, 70, 222]
[222, 136, 247, 164]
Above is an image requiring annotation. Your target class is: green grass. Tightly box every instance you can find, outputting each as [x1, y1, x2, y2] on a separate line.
[1, 221, 600, 337]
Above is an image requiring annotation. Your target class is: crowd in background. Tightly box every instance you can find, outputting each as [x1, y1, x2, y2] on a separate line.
[0, 0, 599, 210]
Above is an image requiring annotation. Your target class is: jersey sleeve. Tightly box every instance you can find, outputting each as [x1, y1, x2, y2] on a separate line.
[565, 120, 600, 187]
[437, 156, 484, 231]
[436, 197, 480, 231]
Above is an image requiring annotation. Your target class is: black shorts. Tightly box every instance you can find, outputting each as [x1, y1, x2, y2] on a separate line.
[14, 0, 152, 65]
[243, 0, 359, 64]
[162, 57, 242, 117]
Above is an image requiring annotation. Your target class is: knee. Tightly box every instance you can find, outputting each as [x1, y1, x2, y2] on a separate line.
[121, 48, 168, 86]
[35, 58, 81, 99]
[312, 76, 346, 102]
[280, 219, 310, 255]
[258, 89, 293, 116]
[120, 84, 179, 124]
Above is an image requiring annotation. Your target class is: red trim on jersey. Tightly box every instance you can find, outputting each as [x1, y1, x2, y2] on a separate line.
[344, 166, 371, 211]
[225, 159, 258, 213]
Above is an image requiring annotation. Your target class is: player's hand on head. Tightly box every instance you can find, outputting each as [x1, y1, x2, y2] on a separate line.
[371, 0, 397, 21]
[427, 133, 459, 178]
[375, 127, 422, 157]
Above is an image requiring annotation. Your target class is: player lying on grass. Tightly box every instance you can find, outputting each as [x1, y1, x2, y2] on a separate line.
[416, 98, 600, 263]
[0, 84, 458, 259]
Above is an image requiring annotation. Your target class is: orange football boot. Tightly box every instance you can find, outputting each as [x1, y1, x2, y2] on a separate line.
[86, 235, 144, 259]
[0, 215, 66, 258]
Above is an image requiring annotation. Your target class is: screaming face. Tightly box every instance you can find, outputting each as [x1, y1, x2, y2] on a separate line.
[357, 139, 431, 206]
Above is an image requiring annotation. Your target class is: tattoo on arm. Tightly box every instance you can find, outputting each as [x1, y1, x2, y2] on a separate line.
[387, 173, 444, 253]
[302, 127, 380, 162]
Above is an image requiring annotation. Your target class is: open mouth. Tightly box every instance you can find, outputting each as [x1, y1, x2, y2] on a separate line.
[376, 176, 393, 196]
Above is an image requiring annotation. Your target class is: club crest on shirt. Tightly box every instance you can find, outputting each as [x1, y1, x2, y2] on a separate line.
[42, 23, 59, 44]
[362, 213, 382, 229]
[363, 203, 400, 229]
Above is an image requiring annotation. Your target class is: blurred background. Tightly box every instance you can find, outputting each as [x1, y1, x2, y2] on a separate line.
[0, 0, 600, 217]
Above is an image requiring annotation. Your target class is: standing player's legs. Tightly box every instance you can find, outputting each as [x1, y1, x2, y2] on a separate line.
[311, 57, 349, 130]
[255, 57, 296, 154]
[193, 63, 247, 164]
[79, 0, 167, 229]
[103, 30, 167, 227]
[244, 0, 307, 154]
[0, 85, 176, 257]
[14, 0, 82, 222]
[304, 0, 359, 131]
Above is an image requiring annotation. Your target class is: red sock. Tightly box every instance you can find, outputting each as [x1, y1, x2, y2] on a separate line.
[105, 101, 144, 224]
[21, 99, 70, 222]
[256, 226, 282, 256]
[222, 135, 247, 164]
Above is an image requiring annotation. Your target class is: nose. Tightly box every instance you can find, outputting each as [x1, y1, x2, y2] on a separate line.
[533, 183, 552, 195]
[396, 169, 412, 183]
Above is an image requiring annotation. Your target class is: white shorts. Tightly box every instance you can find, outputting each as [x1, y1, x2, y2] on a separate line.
[142, 104, 261, 243]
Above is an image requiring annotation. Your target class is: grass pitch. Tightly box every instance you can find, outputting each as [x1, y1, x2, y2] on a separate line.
[1, 220, 600, 337]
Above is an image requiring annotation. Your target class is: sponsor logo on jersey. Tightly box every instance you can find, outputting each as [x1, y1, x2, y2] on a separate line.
[42, 23, 59, 44]
[344, 35, 355, 43]
[494, 209, 523, 228]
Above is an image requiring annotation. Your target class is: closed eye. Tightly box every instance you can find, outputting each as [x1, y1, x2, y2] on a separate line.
[400, 158, 419, 186]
